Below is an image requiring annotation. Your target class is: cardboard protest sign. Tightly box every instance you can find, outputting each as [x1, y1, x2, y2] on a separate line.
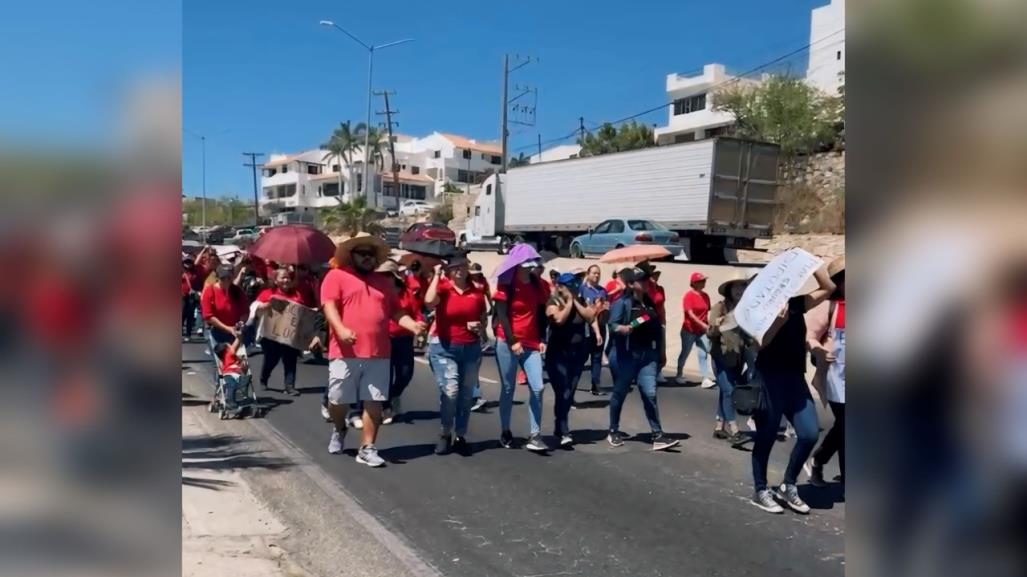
[260, 298, 319, 351]
[736, 248, 822, 344]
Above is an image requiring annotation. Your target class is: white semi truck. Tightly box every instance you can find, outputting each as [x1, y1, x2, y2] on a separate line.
[458, 137, 781, 263]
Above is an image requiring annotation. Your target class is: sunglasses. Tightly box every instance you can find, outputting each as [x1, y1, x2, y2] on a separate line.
[351, 249, 377, 258]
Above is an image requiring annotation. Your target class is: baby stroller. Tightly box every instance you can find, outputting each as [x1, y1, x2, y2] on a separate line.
[208, 324, 265, 420]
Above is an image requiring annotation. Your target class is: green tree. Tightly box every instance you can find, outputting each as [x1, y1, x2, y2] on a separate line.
[577, 121, 656, 157]
[321, 121, 361, 198]
[713, 75, 842, 157]
[320, 196, 382, 236]
[358, 124, 387, 172]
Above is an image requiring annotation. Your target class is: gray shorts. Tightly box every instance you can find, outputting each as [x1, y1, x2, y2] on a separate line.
[328, 358, 390, 405]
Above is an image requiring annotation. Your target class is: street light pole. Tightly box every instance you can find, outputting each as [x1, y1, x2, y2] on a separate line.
[320, 20, 413, 210]
[201, 135, 207, 243]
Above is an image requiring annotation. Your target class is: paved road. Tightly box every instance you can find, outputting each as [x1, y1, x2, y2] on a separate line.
[183, 341, 844, 577]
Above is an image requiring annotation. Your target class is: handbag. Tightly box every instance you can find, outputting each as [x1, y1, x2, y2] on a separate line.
[732, 371, 764, 416]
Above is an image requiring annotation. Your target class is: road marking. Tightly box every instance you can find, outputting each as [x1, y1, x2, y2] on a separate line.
[413, 356, 499, 384]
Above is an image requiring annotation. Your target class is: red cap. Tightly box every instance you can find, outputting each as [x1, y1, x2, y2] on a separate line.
[690, 272, 707, 284]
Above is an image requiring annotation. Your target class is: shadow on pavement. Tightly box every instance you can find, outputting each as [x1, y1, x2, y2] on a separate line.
[798, 483, 845, 510]
[402, 410, 442, 423]
[571, 399, 610, 410]
[380, 443, 436, 464]
[182, 434, 292, 475]
[182, 393, 209, 407]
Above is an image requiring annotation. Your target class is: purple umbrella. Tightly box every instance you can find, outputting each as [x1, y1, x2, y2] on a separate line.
[490, 244, 542, 284]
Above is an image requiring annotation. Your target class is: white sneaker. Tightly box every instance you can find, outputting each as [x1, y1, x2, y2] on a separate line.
[348, 415, 364, 430]
[746, 417, 757, 431]
[701, 378, 717, 389]
[328, 430, 345, 454]
[356, 444, 385, 467]
[470, 397, 488, 412]
[320, 404, 331, 422]
[382, 408, 394, 425]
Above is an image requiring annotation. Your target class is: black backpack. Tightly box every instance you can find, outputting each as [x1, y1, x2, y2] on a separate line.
[732, 371, 765, 416]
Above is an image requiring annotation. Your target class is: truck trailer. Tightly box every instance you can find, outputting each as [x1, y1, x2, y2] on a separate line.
[458, 137, 781, 263]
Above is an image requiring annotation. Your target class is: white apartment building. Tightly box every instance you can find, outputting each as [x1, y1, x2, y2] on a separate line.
[258, 132, 502, 216]
[806, 0, 845, 96]
[529, 144, 581, 164]
[653, 64, 762, 146]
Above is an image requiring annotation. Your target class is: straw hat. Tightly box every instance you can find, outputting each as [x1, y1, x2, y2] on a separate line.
[827, 255, 845, 279]
[376, 259, 405, 281]
[335, 232, 389, 267]
[718, 272, 753, 298]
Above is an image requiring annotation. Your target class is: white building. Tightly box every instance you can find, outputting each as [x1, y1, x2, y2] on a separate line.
[806, 0, 845, 96]
[258, 132, 502, 216]
[529, 144, 581, 164]
[653, 64, 762, 146]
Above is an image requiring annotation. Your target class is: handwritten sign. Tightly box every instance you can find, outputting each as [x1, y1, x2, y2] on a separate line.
[260, 298, 319, 351]
[736, 248, 822, 344]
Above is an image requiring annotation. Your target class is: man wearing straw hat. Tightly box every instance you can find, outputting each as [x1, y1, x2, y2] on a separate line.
[321, 233, 427, 467]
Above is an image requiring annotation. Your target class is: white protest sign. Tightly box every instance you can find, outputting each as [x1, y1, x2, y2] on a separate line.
[736, 248, 823, 343]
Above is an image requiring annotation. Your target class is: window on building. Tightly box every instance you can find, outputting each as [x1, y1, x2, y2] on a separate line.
[411, 166, 420, 175]
[306, 164, 321, 175]
[490, 155, 501, 165]
[462, 149, 472, 160]
[400, 164, 406, 170]
[323, 182, 341, 197]
[673, 93, 707, 115]
[475, 206, 481, 216]
[837, 50, 842, 61]
[264, 168, 277, 177]
[674, 133, 696, 144]
[485, 184, 492, 196]
[457, 169, 471, 183]
[281, 164, 289, 174]
[332, 164, 340, 173]
[433, 150, 441, 159]
[283, 184, 297, 197]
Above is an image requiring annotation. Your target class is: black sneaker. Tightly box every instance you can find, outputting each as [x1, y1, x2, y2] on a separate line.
[713, 429, 729, 440]
[607, 430, 627, 447]
[285, 387, 300, 397]
[525, 434, 551, 452]
[590, 387, 607, 396]
[453, 436, 470, 455]
[434, 434, 452, 455]
[809, 463, 828, 487]
[728, 431, 750, 447]
[499, 430, 514, 449]
[773, 483, 811, 514]
[651, 433, 680, 451]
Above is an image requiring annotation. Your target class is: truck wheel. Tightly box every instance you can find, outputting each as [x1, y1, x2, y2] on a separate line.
[570, 243, 584, 259]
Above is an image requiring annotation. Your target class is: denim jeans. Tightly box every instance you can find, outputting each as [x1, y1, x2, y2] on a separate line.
[677, 331, 712, 381]
[259, 338, 298, 390]
[207, 327, 235, 389]
[545, 344, 586, 436]
[182, 294, 197, 336]
[751, 371, 820, 491]
[495, 340, 545, 435]
[387, 336, 416, 410]
[714, 366, 742, 422]
[608, 348, 663, 434]
[428, 339, 482, 437]
[471, 350, 483, 399]
[222, 373, 249, 409]
[587, 325, 606, 388]
[812, 401, 845, 477]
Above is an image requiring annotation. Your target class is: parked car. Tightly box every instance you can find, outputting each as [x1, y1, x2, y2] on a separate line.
[399, 222, 456, 254]
[568, 219, 682, 259]
[226, 228, 257, 245]
[381, 226, 402, 249]
[398, 200, 434, 217]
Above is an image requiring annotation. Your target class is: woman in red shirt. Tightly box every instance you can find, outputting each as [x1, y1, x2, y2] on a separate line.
[378, 260, 420, 425]
[253, 268, 308, 396]
[676, 272, 715, 387]
[424, 256, 488, 455]
[493, 258, 551, 452]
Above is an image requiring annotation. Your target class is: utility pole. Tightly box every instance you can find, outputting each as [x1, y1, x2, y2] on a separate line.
[374, 90, 401, 210]
[242, 152, 264, 227]
[499, 54, 535, 173]
[201, 135, 207, 243]
[579, 117, 586, 141]
[537, 133, 542, 160]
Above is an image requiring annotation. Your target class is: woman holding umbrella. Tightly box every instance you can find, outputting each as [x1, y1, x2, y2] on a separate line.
[492, 244, 551, 452]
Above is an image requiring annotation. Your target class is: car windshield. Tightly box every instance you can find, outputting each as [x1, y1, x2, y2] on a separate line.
[627, 220, 666, 231]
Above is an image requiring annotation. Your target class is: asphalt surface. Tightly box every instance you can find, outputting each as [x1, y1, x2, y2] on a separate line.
[183, 340, 844, 577]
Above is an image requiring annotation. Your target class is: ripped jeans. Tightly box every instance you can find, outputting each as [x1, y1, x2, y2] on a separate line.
[428, 338, 482, 437]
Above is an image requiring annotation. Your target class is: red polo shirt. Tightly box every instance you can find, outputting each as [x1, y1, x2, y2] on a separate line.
[320, 267, 400, 359]
[492, 277, 549, 350]
[432, 277, 488, 345]
[681, 289, 711, 334]
[201, 283, 248, 328]
[389, 286, 422, 338]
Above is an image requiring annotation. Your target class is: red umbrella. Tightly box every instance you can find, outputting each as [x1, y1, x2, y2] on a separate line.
[599, 244, 672, 264]
[246, 225, 336, 265]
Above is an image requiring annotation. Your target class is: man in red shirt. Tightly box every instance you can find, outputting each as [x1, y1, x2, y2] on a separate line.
[676, 271, 715, 387]
[321, 233, 426, 466]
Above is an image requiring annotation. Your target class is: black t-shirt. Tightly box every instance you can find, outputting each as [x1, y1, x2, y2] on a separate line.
[756, 296, 808, 375]
[546, 294, 586, 351]
[628, 295, 661, 352]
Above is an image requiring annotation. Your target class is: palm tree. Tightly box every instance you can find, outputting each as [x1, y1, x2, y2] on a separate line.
[320, 196, 382, 236]
[321, 121, 361, 200]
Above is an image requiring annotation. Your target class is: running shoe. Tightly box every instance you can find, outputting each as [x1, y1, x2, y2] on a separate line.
[751, 489, 784, 514]
[674, 376, 688, 386]
[470, 397, 488, 412]
[348, 414, 364, 430]
[500, 430, 514, 449]
[559, 434, 574, 447]
[607, 430, 627, 447]
[808, 463, 828, 487]
[285, 387, 300, 397]
[525, 434, 551, 452]
[774, 483, 811, 514]
[453, 436, 470, 455]
[320, 404, 331, 422]
[356, 444, 385, 467]
[701, 378, 717, 389]
[434, 434, 452, 455]
[589, 387, 607, 396]
[651, 433, 680, 451]
[382, 408, 394, 425]
[713, 429, 729, 440]
[728, 431, 750, 447]
[328, 429, 346, 454]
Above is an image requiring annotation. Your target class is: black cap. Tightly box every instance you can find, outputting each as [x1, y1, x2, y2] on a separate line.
[445, 255, 470, 269]
[216, 265, 234, 279]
